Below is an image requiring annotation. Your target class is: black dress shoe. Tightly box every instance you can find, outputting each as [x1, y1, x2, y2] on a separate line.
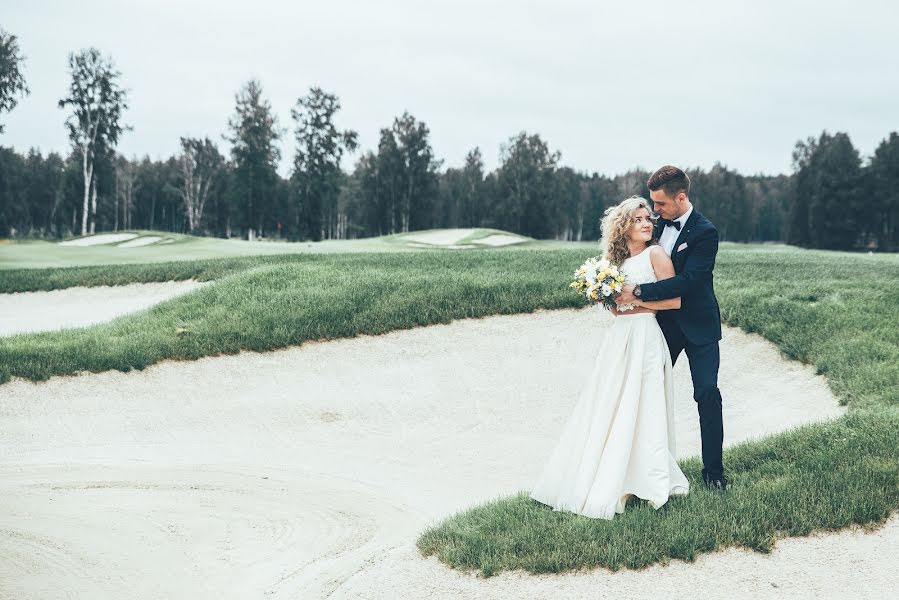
[702, 475, 728, 491]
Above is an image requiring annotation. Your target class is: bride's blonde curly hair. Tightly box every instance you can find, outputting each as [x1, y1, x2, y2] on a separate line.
[600, 195, 658, 266]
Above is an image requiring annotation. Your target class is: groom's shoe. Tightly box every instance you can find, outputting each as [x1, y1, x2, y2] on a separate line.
[702, 474, 728, 491]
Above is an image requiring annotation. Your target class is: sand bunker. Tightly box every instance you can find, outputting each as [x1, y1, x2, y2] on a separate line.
[472, 233, 528, 246]
[406, 242, 478, 250]
[0, 306, 881, 599]
[402, 228, 475, 246]
[0, 280, 210, 337]
[402, 230, 527, 249]
[59, 233, 139, 246]
[117, 236, 163, 248]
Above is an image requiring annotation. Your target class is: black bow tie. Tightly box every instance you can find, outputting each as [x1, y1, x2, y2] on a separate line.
[661, 219, 682, 231]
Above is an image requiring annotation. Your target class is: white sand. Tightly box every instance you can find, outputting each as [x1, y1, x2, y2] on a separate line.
[402, 228, 476, 246]
[472, 233, 529, 246]
[406, 242, 478, 250]
[59, 233, 139, 246]
[0, 280, 210, 336]
[117, 236, 163, 248]
[0, 306, 886, 599]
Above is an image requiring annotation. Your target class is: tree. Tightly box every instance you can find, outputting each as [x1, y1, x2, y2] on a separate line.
[0, 146, 25, 236]
[225, 80, 281, 240]
[552, 166, 583, 240]
[354, 115, 440, 236]
[114, 155, 136, 231]
[0, 28, 29, 133]
[391, 111, 441, 232]
[374, 128, 403, 234]
[24, 149, 65, 235]
[690, 163, 749, 242]
[458, 147, 486, 227]
[869, 132, 899, 250]
[789, 131, 864, 250]
[495, 132, 560, 237]
[58, 48, 129, 235]
[178, 137, 224, 232]
[439, 147, 486, 228]
[346, 150, 381, 236]
[290, 87, 357, 240]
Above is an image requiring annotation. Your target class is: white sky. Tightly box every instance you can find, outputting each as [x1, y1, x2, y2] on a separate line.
[2, 0, 898, 176]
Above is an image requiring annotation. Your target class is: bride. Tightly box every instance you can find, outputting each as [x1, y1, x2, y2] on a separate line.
[530, 196, 689, 519]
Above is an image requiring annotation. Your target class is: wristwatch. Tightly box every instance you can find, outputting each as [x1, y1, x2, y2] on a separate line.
[634, 285, 642, 298]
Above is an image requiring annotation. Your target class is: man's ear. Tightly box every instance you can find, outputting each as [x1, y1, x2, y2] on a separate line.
[676, 192, 688, 205]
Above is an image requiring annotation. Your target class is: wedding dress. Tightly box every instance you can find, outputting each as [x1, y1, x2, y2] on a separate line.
[530, 245, 689, 519]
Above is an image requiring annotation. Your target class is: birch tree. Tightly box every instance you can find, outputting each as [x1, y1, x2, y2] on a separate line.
[0, 28, 30, 134]
[58, 48, 128, 235]
[178, 137, 224, 232]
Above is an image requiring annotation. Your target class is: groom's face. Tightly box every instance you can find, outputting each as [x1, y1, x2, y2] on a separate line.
[649, 189, 686, 220]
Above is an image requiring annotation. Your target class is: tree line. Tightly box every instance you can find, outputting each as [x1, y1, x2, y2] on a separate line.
[0, 32, 896, 251]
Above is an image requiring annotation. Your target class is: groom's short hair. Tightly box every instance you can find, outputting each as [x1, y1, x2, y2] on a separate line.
[648, 166, 690, 198]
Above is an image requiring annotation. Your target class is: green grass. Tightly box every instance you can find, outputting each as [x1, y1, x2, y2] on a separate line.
[1, 239, 897, 576]
[0, 250, 586, 383]
[416, 245, 899, 576]
[0, 227, 541, 271]
[417, 410, 899, 576]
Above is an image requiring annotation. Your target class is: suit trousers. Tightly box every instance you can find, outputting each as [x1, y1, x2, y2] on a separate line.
[662, 320, 725, 480]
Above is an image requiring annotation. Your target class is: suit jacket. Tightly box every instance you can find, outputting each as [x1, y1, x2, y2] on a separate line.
[638, 208, 722, 345]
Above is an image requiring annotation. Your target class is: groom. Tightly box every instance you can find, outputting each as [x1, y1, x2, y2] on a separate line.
[616, 165, 727, 491]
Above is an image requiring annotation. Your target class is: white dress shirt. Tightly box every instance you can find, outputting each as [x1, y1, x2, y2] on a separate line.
[659, 204, 693, 256]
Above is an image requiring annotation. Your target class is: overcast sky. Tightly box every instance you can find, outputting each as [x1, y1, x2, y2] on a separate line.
[3, 0, 897, 176]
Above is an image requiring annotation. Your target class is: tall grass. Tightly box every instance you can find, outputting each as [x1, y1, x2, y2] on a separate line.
[416, 246, 899, 575]
[0, 250, 583, 383]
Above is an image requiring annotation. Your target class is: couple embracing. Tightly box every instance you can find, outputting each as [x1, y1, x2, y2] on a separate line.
[531, 165, 727, 520]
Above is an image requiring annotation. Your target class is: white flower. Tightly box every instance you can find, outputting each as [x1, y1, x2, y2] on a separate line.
[610, 267, 619, 277]
[601, 284, 612, 296]
[598, 259, 610, 270]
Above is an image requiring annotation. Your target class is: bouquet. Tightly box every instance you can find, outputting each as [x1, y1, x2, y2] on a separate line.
[570, 256, 628, 311]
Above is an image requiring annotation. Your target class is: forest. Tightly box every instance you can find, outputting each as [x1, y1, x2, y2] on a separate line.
[1, 33, 896, 251]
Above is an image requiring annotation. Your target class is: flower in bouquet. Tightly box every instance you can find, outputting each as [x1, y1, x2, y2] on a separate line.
[570, 256, 627, 310]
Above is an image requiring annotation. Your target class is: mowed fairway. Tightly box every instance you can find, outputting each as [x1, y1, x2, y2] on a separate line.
[0, 231, 897, 599]
[0, 228, 535, 271]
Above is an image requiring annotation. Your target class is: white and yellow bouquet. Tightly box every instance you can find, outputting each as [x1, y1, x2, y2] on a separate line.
[570, 257, 627, 310]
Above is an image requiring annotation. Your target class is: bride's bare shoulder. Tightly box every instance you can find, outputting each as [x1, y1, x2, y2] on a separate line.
[648, 244, 675, 276]
[648, 244, 668, 260]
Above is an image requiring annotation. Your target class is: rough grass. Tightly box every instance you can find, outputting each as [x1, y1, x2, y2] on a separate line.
[416, 410, 899, 575]
[415, 246, 899, 576]
[0, 250, 584, 383]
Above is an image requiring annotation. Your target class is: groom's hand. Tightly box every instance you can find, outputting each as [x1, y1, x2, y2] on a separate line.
[616, 284, 637, 304]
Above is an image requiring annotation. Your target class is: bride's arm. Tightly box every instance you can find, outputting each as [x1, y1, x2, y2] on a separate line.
[637, 246, 681, 310]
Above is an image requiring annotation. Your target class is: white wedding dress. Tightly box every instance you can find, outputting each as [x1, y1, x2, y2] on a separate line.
[530, 246, 689, 519]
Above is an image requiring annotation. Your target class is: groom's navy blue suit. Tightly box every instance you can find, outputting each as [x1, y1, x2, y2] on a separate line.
[638, 209, 725, 480]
